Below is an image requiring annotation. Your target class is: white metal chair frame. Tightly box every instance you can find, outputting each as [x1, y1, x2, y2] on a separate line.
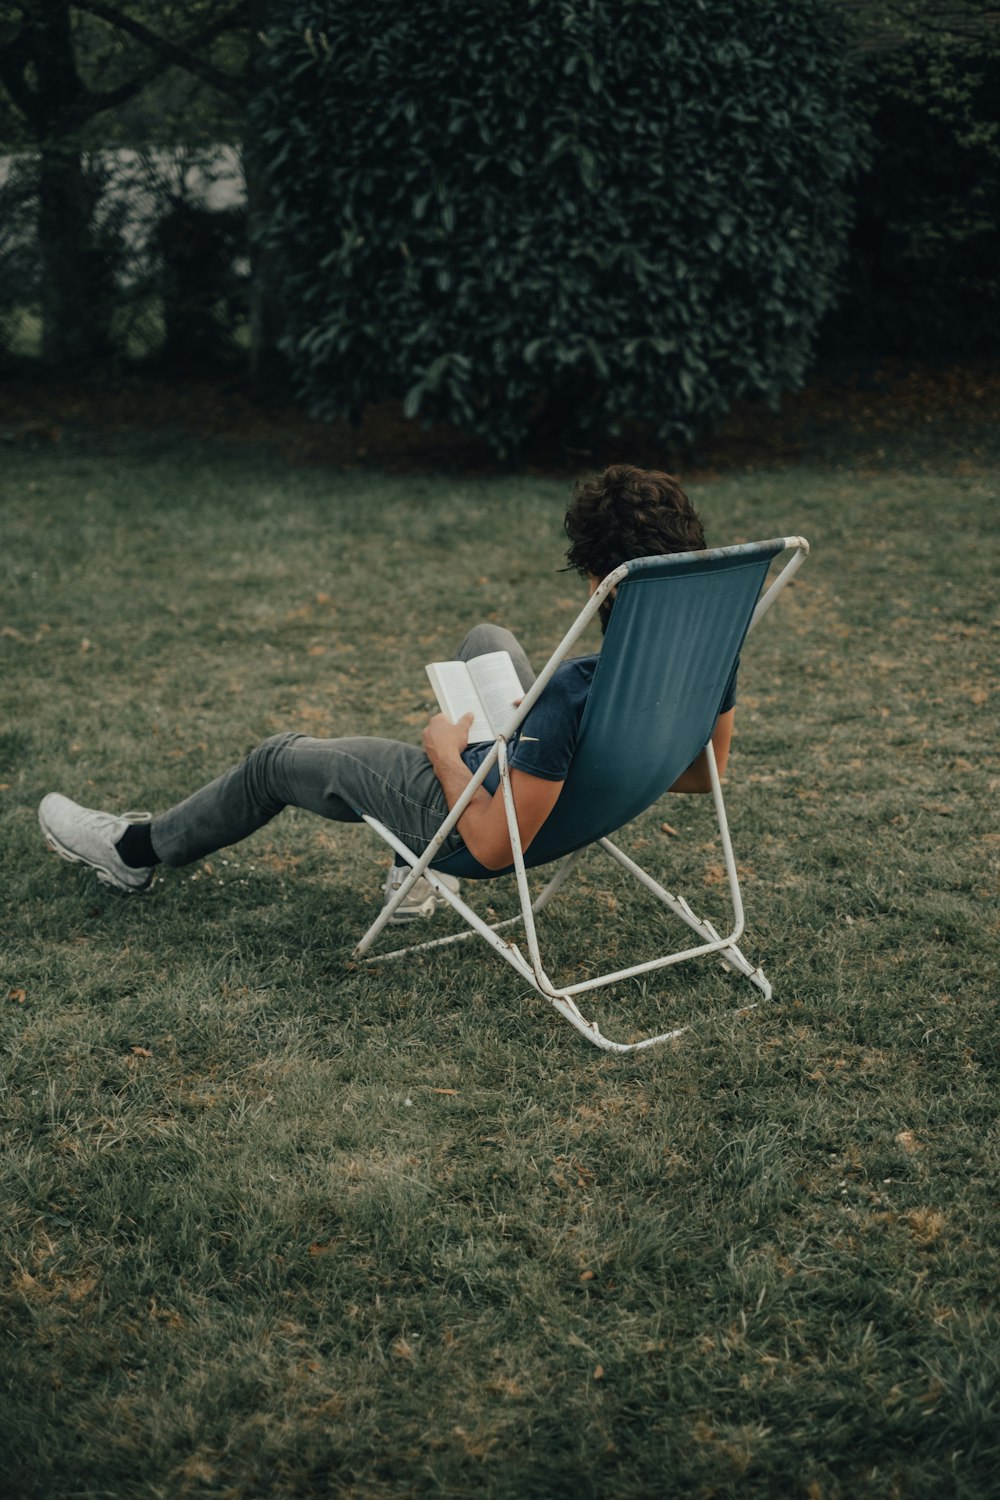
[354, 538, 809, 1053]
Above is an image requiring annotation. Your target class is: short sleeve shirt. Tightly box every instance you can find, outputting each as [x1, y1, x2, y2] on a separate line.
[461, 653, 738, 794]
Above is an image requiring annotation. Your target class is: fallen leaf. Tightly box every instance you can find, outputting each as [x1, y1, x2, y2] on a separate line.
[130, 1045, 152, 1058]
[907, 1208, 946, 1245]
[579, 1270, 595, 1282]
[486, 1376, 524, 1397]
[593, 1364, 605, 1380]
[8, 988, 26, 1004]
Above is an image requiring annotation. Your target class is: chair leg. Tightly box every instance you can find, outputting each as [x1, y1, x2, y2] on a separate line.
[530, 850, 585, 914]
[489, 740, 748, 1049]
[356, 744, 770, 1050]
[353, 817, 577, 965]
[591, 735, 771, 1001]
[595, 839, 771, 1002]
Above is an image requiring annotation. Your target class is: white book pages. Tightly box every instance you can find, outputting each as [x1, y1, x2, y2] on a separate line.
[425, 660, 491, 741]
[425, 650, 522, 742]
[465, 651, 522, 737]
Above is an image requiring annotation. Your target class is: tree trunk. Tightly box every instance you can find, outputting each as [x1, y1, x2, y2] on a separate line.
[243, 143, 286, 387]
[37, 141, 111, 368]
[24, 1, 112, 368]
[244, 0, 286, 388]
[3, 0, 250, 372]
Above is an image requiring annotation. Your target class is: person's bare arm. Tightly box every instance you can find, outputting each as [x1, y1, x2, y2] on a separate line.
[668, 708, 735, 794]
[423, 712, 564, 871]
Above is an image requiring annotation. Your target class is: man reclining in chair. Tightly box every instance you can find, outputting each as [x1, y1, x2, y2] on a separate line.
[39, 465, 737, 919]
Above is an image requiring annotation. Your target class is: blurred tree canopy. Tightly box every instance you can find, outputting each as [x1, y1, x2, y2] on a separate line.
[0, 1, 249, 366]
[825, 0, 1000, 356]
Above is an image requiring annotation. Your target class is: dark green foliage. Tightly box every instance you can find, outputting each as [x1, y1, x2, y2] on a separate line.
[822, 29, 1000, 359]
[253, 0, 865, 455]
[0, 1, 248, 369]
[154, 196, 249, 368]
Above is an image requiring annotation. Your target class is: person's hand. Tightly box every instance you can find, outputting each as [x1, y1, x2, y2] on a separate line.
[423, 711, 474, 762]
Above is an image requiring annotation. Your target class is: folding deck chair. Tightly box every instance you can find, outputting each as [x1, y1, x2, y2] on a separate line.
[355, 537, 809, 1053]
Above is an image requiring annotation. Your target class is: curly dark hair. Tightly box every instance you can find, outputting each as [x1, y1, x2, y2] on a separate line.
[564, 464, 706, 580]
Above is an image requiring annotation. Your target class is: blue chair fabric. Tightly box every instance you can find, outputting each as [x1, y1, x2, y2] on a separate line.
[432, 541, 784, 880]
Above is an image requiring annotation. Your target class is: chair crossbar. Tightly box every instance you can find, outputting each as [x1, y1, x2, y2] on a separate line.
[592, 839, 769, 998]
[368, 847, 585, 964]
[370, 908, 522, 963]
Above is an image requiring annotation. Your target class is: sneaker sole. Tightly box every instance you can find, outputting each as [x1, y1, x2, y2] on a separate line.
[387, 888, 461, 923]
[388, 900, 439, 923]
[39, 808, 151, 893]
[384, 867, 460, 923]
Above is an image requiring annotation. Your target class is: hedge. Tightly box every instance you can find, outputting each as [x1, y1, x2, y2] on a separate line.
[820, 31, 1000, 359]
[253, 0, 865, 456]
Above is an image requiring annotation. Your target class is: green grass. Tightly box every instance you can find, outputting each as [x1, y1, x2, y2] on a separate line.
[1, 432, 998, 1498]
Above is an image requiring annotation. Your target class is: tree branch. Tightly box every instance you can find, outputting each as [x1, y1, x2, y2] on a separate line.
[0, 24, 38, 126]
[78, 0, 249, 102]
[881, 1, 1000, 42]
[76, 58, 200, 120]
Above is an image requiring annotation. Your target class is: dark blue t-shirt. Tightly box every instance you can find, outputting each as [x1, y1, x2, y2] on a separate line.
[461, 653, 738, 793]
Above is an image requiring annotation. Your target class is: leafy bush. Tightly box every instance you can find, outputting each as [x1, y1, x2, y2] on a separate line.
[254, 0, 865, 455]
[0, 156, 40, 362]
[820, 30, 1000, 359]
[154, 195, 248, 369]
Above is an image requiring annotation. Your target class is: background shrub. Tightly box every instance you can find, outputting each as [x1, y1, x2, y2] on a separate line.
[820, 28, 1000, 360]
[254, 0, 866, 456]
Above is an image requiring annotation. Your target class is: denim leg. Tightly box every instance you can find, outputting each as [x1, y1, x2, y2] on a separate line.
[150, 733, 460, 868]
[454, 624, 536, 691]
[150, 628, 534, 870]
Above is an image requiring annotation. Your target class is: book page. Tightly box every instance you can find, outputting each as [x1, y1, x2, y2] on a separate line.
[466, 651, 523, 737]
[425, 660, 492, 742]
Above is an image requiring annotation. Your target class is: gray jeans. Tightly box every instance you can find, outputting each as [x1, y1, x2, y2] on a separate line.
[150, 625, 535, 868]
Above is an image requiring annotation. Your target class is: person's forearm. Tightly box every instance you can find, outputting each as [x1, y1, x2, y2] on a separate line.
[426, 747, 510, 868]
[670, 709, 735, 793]
[669, 748, 714, 793]
[421, 712, 563, 870]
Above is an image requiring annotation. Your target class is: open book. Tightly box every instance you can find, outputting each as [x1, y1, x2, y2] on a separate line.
[425, 650, 523, 742]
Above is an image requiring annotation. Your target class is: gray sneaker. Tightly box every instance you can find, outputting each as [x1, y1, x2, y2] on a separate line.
[382, 864, 460, 922]
[38, 793, 154, 893]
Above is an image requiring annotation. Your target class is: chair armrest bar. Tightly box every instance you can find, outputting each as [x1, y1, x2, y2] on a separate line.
[747, 536, 810, 634]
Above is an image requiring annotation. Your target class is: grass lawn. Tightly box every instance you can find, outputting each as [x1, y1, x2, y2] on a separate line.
[1, 410, 998, 1498]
